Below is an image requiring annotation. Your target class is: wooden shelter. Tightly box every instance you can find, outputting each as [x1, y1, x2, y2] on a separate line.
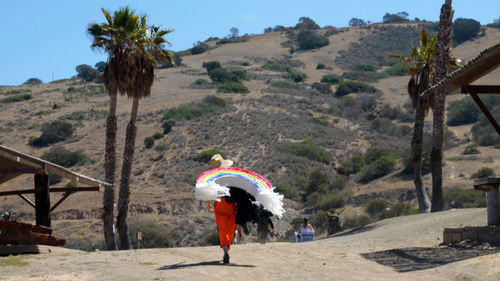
[0, 145, 110, 227]
[422, 42, 500, 135]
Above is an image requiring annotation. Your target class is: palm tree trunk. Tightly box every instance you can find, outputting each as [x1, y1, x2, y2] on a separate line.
[103, 94, 118, 250]
[413, 100, 431, 212]
[116, 97, 139, 250]
[431, 0, 453, 212]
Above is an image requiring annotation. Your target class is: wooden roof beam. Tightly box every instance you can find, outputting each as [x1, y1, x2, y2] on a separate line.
[462, 85, 500, 94]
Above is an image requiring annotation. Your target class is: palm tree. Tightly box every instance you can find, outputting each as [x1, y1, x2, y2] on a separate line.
[431, 0, 454, 212]
[115, 18, 174, 250]
[88, 7, 145, 250]
[391, 29, 436, 213]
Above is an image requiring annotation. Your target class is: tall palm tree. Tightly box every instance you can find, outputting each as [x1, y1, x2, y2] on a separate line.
[431, 0, 454, 212]
[88, 7, 144, 250]
[115, 18, 174, 249]
[391, 29, 436, 213]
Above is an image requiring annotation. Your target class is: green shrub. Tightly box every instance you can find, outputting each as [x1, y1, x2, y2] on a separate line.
[144, 136, 155, 149]
[343, 215, 370, 229]
[162, 120, 175, 134]
[463, 143, 480, 155]
[275, 182, 301, 202]
[316, 63, 326, 69]
[153, 132, 164, 140]
[366, 199, 389, 217]
[162, 98, 226, 121]
[371, 118, 395, 134]
[444, 188, 485, 208]
[192, 79, 212, 86]
[383, 12, 409, 23]
[296, 30, 329, 50]
[308, 117, 329, 126]
[384, 62, 410, 76]
[312, 82, 332, 95]
[202, 61, 222, 72]
[154, 144, 167, 152]
[75, 64, 98, 82]
[342, 155, 364, 175]
[23, 78, 42, 85]
[271, 81, 301, 90]
[230, 69, 248, 81]
[195, 149, 227, 163]
[191, 42, 209, 55]
[295, 17, 320, 30]
[262, 60, 289, 72]
[341, 71, 387, 82]
[317, 192, 345, 211]
[29, 120, 75, 147]
[453, 18, 481, 45]
[217, 81, 249, 93]
[128, 217, 172, 249]
[358, 155, 396, 183]
[41, 146, 89, 167]
[306, 170, 328, 195]
[0, 93, 32, 103]
[330, 175, 348, 190]
[284, 70, 306, 82]
[280, 140, 330, 164]
[240, 61, 251, 66]
[353, 64, 376, 72]
[379, 202, 417, 219]
[67, 86, 79, 93]
[471, 167, 495, 179]
[320, 74, 343, 84]
[208, 68, 238, 83]
[447, 98, 480, 126]
[335, 81, 378, 97]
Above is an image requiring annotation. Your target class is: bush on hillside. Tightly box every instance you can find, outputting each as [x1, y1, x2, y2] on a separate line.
[208, 68, 240, 83]
[202, 61, 222, 72]
[379, 202, 417, 219]
[335, 81, 378, 97]
[463, 143, 480, 155]
[261, 60, 289, 72]
[366, 199, 389, 217]
[353, 64, 377, 72]
[316, 63, 326, 69]
[284, 70, 306, 82]
[384, 62, 410, 76]
[23, 78, 42, 85]
[382, 11, 409, 23]
[296, 30, 329, 50]
[446, 98, 480, 126]
[471, 167, 495, 179]
[144, 136, 155, 149]
[162, 98, 226, 121]
[230, 69, 249, 81]
[444, 188, 485, 208]
[162, 120, 175, 134]
[75, 64, 98, 82]
[41, 146, 89, 167]
[349, 18, 368, 27]
[341, 71, 387, 83]
[279, 140, 330, 164]
[0, 93, 32, 103]
[271, 81, 301, 90]
[295, 17, 320, 30]
[217, 81, 249, 93]
[275, 182, 301, 202]
[128, 217, 172, 249]
[29, 120, 75, 147]
[358, 155, 396, 183]
[342, 155, 364, 175]
[320, 74, 342, 84]
[453, 18, 481, 45]
[191, 42, 209, 55]
[312, 82, 332, 95]
[343, 215, 370, 229]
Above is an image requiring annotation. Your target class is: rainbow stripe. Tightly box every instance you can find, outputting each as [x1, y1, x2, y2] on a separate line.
[196, 167, 272, 192]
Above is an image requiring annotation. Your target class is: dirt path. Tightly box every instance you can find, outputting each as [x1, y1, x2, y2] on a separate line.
[2, 208, 500, 281]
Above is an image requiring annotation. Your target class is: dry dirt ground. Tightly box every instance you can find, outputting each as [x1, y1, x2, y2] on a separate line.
[3, 208, 500, 281]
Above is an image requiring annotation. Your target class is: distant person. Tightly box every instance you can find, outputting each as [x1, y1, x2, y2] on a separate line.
[297, 218, 315, 242]
[325, 211, 342, 236]
[256, 207, 274, 244]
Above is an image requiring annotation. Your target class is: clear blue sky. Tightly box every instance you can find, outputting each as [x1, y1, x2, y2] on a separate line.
[1, 0, 498, 86]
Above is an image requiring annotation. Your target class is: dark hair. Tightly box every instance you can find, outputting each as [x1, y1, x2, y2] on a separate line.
[303, 218, 309, 224]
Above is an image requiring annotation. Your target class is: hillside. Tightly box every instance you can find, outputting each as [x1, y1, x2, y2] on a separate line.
[0, 22, 500, 248]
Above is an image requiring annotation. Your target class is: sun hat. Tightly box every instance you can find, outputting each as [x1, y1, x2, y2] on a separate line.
[1, 212, 9, 217]
[210, 154, 233, 169]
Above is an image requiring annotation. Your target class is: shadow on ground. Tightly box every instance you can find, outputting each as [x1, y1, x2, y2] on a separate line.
[361, 243, 500, 272]
[158, 260, 256, 270]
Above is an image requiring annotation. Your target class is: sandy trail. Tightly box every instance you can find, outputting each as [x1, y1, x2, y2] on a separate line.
[2, 208, 500, 281]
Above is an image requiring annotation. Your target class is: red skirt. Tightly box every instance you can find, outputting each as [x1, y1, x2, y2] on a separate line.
[214, 197, 236, 249]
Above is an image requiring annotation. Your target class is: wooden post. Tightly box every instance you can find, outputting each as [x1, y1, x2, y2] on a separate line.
[486, 188, 500, 225]
[34, 173, 50, 227]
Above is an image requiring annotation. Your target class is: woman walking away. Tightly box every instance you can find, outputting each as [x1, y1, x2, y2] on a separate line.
[208, 197, 236, 263]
